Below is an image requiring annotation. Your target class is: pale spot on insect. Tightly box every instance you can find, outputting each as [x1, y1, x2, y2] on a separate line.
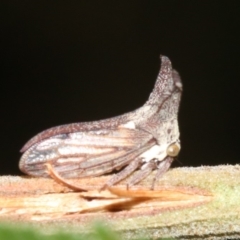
[140, 144, 168, 163]
[63, 134, 136, 147]
[36, 139, 63, 150]
[119, 121, 136, 129]
[58, 146, 115, 155]
[56, 157, 86, 164]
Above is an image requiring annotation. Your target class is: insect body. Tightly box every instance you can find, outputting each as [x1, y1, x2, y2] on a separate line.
[19, 56, 182, 189]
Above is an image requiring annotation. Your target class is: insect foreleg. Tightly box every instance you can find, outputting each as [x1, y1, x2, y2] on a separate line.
[151, 157, 173, 190]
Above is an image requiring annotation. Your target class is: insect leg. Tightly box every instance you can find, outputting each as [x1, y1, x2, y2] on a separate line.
[126, 161, 157, 189]
[101, 157, 142, 190]
[151, 156, 173, 190]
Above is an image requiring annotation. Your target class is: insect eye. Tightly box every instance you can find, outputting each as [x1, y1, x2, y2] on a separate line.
[167, 143, 180, 157]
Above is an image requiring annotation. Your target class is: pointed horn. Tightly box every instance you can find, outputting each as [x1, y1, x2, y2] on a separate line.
[146, 55, 175, 105]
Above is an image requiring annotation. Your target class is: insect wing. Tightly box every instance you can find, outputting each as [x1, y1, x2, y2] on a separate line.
[19, 127, 156, 178]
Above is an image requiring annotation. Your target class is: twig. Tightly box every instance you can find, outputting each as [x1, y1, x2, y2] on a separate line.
[0, 165, 240, 239]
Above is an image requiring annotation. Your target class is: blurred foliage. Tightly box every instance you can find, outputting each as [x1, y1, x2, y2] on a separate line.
[0, 222, 120, 240]
[0, 221, 175, 240]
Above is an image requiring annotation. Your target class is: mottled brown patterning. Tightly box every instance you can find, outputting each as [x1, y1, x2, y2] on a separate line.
[19, 55, 182, 189]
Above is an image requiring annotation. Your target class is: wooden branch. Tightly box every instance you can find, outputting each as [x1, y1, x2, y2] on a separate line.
[0, 165, 240, 239]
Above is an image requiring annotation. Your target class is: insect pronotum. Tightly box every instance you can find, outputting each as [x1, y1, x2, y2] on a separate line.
[19, 55, 182, 190]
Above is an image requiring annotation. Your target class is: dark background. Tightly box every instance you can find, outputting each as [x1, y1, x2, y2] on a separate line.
[1, 1, 240, 176]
